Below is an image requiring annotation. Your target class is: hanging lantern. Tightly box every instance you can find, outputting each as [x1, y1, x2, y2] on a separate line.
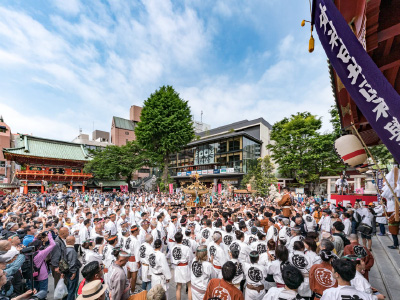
[334, 135, 367, 167]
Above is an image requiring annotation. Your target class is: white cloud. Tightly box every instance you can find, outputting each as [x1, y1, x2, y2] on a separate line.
[0, 1, 335, 143]
[180, 34, 335, 133]
[0, 101, 77, 140]
[53, 0, 81, 15]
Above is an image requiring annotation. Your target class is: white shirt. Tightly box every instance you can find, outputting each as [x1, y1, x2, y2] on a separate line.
[321, 285, 374, 300]
[104, 221, 117, 235]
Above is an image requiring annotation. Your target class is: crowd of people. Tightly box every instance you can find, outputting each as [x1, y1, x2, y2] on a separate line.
[0, 186, 393, 300]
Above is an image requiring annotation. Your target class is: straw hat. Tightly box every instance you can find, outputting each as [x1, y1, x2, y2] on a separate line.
[77, 280, 107, 300]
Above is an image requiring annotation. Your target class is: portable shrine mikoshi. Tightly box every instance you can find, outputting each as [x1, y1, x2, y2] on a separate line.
[181, 173, 213, 207]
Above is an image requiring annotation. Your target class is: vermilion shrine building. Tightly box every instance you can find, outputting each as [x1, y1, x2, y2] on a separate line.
[3, 135, 93, 194]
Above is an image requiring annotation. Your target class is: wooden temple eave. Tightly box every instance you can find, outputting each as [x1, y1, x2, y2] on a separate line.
[4, 153, 87, 168]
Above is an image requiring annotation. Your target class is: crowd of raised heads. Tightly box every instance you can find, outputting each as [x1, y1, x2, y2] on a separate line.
[0, 187, 389, 300]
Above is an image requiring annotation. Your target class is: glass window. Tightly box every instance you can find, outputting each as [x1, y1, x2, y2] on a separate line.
[228, 137, 241, 151]
[0, 161, 5, 168]
[219, 141, 227, 153]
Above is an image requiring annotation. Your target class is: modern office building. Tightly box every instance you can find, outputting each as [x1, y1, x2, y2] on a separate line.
[170, 118, 272, 188]
[72, 130, 112, 150]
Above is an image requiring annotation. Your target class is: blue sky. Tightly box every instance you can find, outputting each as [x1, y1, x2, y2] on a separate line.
[0, 0, 334, 141]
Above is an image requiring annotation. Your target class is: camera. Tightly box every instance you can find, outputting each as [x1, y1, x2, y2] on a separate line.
[21, 246, 35, 255]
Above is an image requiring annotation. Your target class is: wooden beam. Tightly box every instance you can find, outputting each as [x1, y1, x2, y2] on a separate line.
[386, 66, 400, 87]
[383, 36, 394, 57]
[376, 44, 400, 71]
[378, 23, 400, 43]
[394, 166, 399, 222]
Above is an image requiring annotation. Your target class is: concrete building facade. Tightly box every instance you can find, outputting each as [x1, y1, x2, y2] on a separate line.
[171, 118, 273, 188]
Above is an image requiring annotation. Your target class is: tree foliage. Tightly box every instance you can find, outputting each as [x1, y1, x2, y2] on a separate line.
[135, 85, 194, 187]
[369, 144, 394, 168]
[329, 105, 342, 139]
[267, 112, 343, 190]
[241, 155, 278, 196]
[84, 141, 151, 191]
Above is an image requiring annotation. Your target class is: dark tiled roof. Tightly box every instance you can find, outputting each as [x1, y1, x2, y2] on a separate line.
[187, 132, 262, 147]
[197, 118, 271, 137]
[113, 116, 135, 131]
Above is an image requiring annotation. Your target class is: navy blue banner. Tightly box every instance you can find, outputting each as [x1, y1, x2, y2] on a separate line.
[313, 0, 400, 163]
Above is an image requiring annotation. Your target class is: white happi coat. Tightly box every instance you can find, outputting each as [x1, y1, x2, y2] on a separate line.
[182, 236, 198, 254]
[229, 240, 251, 263]
[207, 242, 228, 278]
[82, 249, 102, 266]
[266, 225, 279, 242]
[259, 250, 276, 268]
[343, 218, 352, 236]
[278, 226, 292, 245]
[251, 240, 268, 255]
[267, 260, 286, 286]
[138, 242, 154, 282]
[319, 215, 332, 232]
[167, 222, 177, 250]
[105, 221, 117, 235]
[102, 244, 115, 283]
[243, 262, 267, 300]
[222, 232, 235, 247]
[287, 235, 303, 253]
[126, 235, 140, 272]
[171, 244, 193, 283]
[198, 227, 213, 244]
[374, 205, 388, 225]
[321, 285, 374, 300]
[289, 250, 312, 297]
[305, 250, 321, 265]
[264, 287, 303, 300]
[149, 250, 171, 291]
[230, 258, 245, 285]
[303, 214, 317, 232]
[190, 260, 218, 300]
[351, 271, 375, 296]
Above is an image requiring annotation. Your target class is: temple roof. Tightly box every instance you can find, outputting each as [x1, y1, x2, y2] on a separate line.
[3, 135, 90, 162]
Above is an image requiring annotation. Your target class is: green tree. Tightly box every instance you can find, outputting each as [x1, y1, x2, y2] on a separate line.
[135, 85, 194, 188]
[369, 144, 394, 168]
[84, 141, 151, 191]
[241, 155, 277, 196]
[329, 105, 342, 138]
[267, 112, 343, 191]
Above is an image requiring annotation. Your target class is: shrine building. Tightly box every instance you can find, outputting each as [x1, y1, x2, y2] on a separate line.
[3, 134, 93, 194]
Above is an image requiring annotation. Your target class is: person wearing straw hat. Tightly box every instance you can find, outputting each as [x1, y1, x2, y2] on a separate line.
[77, 280, 107, 300]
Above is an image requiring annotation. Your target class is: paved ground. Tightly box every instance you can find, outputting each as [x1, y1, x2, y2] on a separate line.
[369, 233, 400, 300]
[46, 233, 400, 300]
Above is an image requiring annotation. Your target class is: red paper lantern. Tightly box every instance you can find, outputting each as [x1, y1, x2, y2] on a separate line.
[334, 135, 367, 167]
